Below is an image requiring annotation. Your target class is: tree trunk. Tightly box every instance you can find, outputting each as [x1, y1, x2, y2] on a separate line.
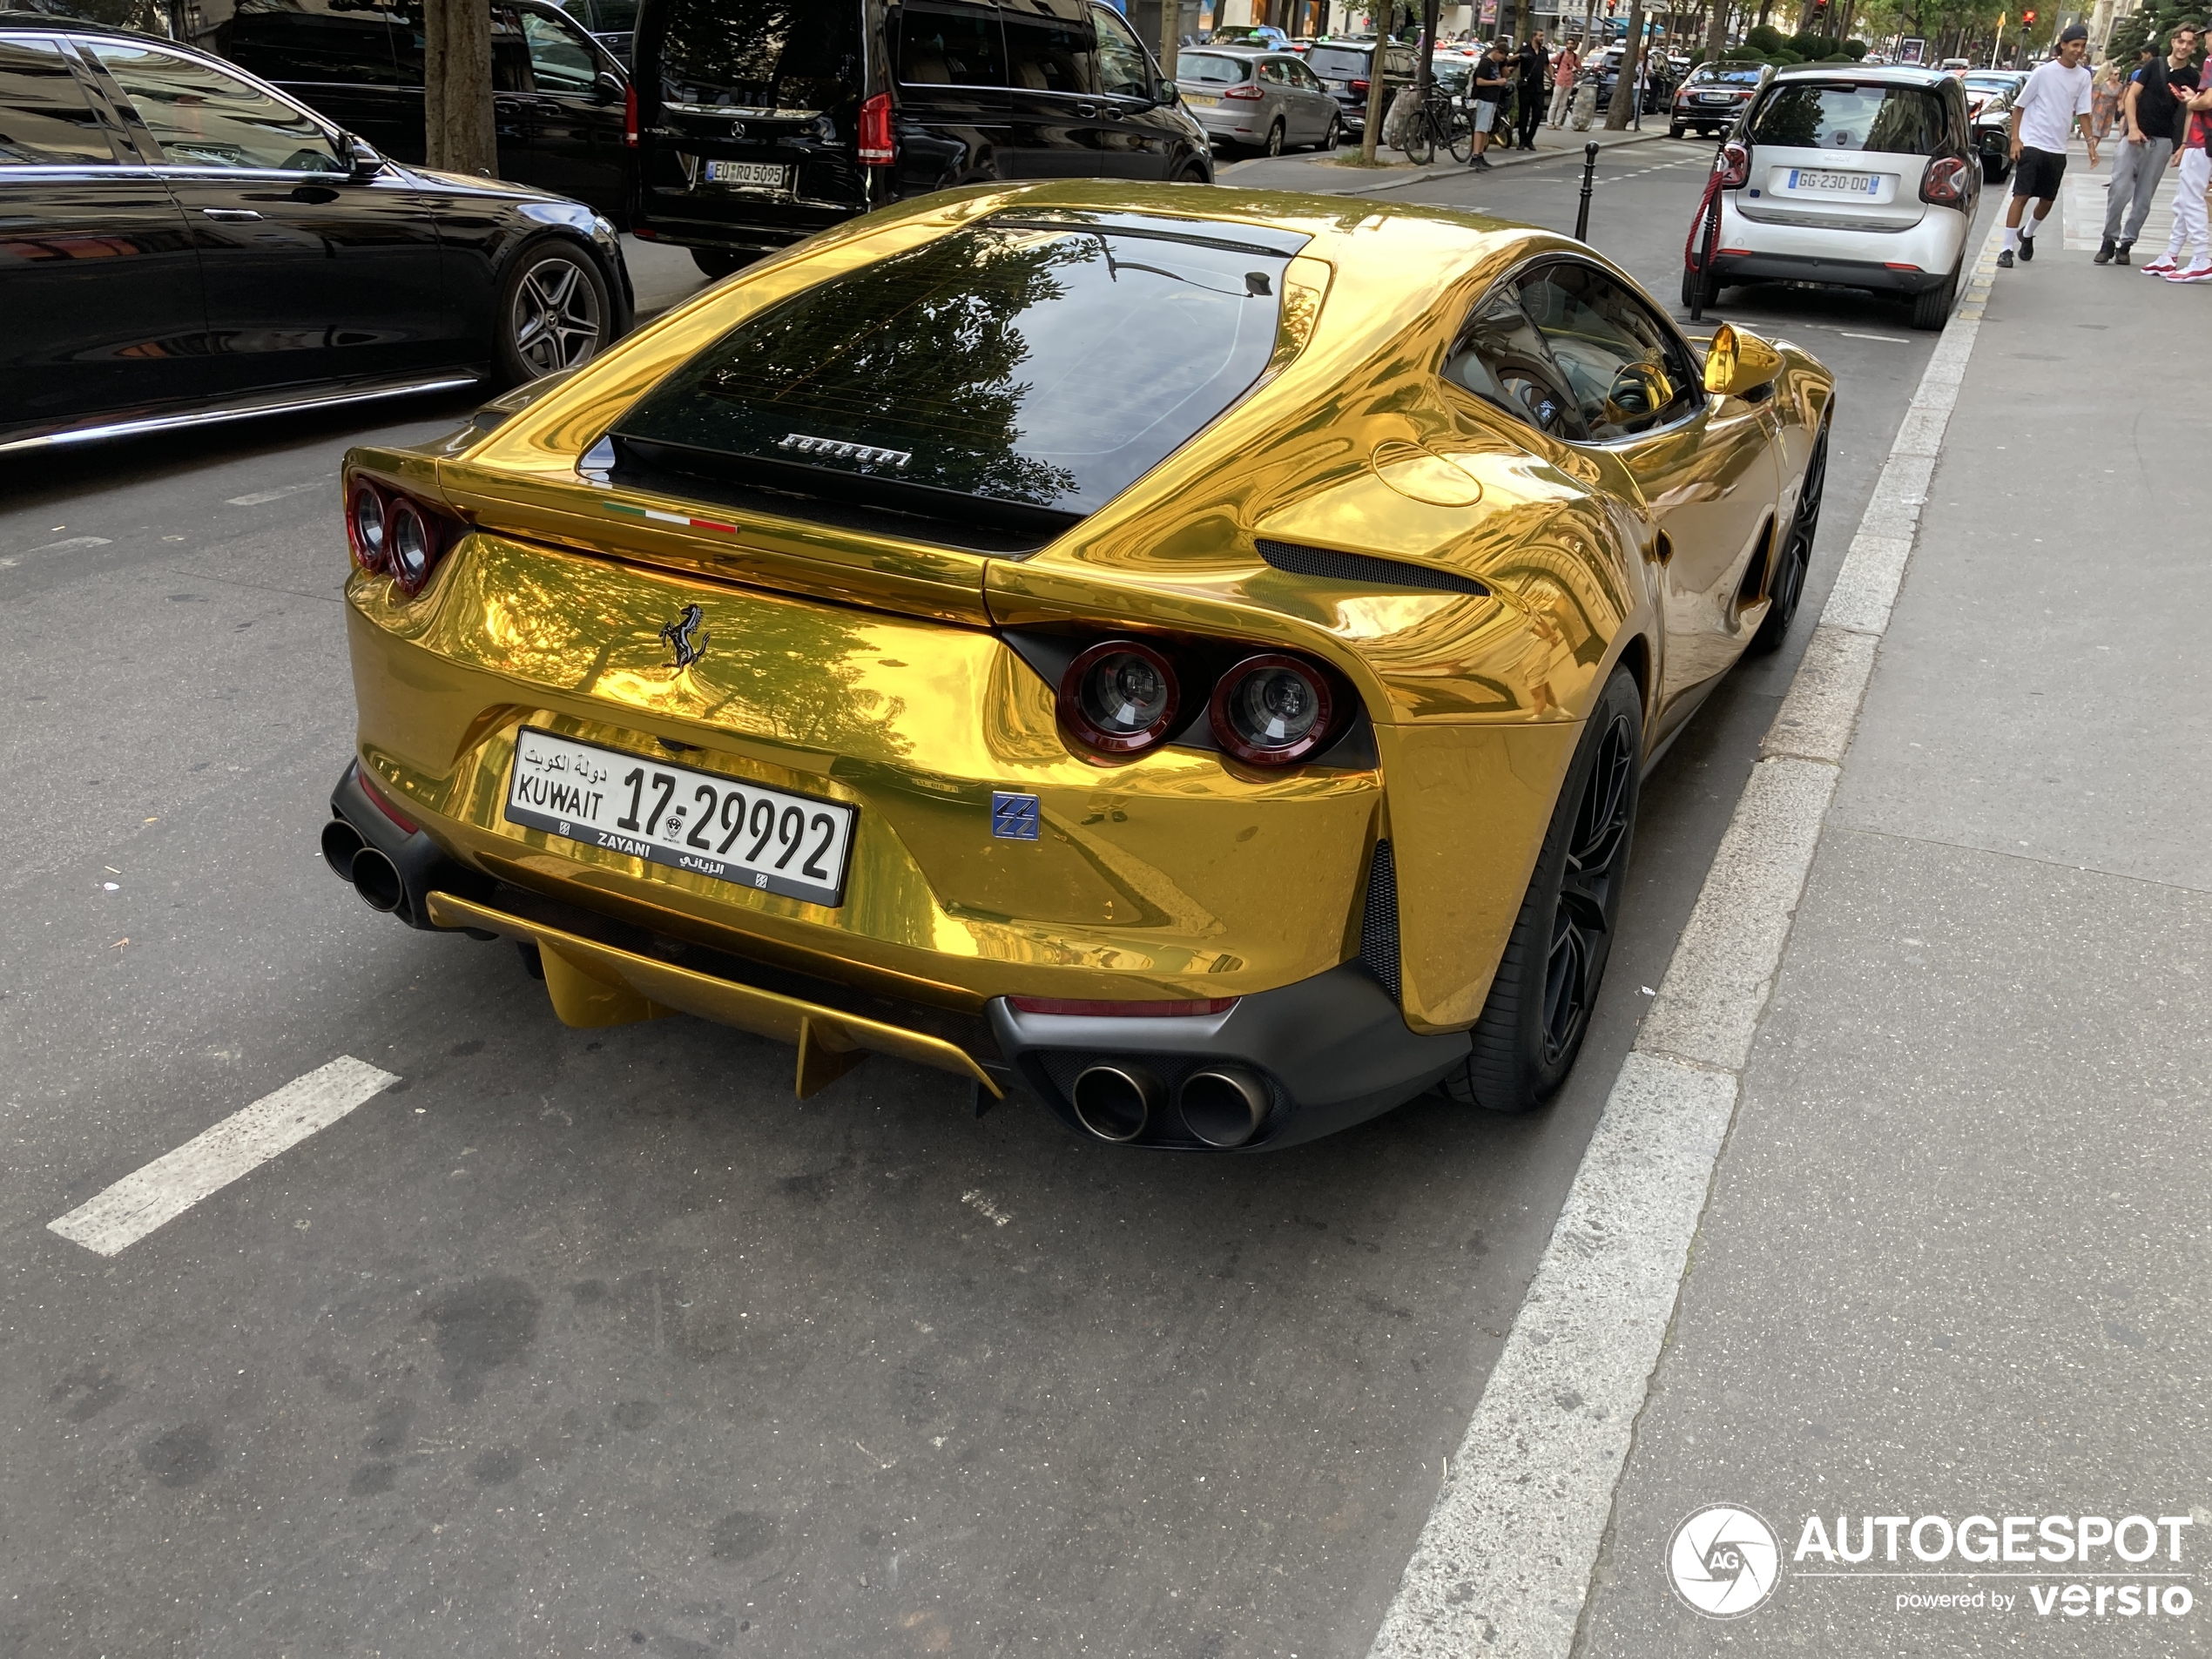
[1755, 0, 1772, 27]
[1606, 0, 1645, 127]
[1704, 0, 1729, 64]
[424, 0, 496, 178]
[1418, 0, 1438, 97]
[1158, 0, 1178, 84]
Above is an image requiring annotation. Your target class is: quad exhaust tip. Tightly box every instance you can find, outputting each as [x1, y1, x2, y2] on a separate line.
[1178, 1067, 1272, 1149]
[348, 846, 406, 914]
[1070, 1063, 1161, 1143]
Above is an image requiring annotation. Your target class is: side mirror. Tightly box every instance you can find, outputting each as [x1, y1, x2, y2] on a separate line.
[592, 70, 623, 105]
[343, 134, 384, 180]
[1702, 320, 1784, 398]
[1157, 76, 1176, 105]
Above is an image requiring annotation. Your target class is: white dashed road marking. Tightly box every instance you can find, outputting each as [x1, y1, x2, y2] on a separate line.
[226, 478, 331, 507]
[48, 1055, 398, 1256]
[2, 534, 112, 568]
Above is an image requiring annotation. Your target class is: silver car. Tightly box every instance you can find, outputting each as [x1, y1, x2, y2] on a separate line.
[1176, 48, 1342, 156]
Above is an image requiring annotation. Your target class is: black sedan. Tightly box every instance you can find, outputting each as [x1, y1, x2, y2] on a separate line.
[1589, 46, 1676, 115]
[0, 15, 632, 455]
[1669, 61, 1763, 138]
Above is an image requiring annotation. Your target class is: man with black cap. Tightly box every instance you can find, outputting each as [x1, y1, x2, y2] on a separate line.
[1999, 24, 2099, 268]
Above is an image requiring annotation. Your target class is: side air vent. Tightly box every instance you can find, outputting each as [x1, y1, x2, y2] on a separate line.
[1359, 839, 1402, 1002]
[1257, 539, 1488, 597]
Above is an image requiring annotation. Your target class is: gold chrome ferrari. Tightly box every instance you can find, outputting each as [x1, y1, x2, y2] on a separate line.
[324, 182, 1832, 1151]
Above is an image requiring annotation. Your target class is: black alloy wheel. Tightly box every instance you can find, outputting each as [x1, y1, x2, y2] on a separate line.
[1440, 664, 1643, 1113]
[1750, 414, 1829, 654]
[496, 242, 610, 386]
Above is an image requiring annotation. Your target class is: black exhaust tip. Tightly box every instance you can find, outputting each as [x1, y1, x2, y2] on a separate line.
[320, 817, 365, 882]
[1070, 1064, 1160, 1143]
[350, 846, 406, 914]
[1178, 1068, 1272, 1149]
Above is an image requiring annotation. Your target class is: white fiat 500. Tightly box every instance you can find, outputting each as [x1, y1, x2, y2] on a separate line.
[1686, 64, 1978, 330]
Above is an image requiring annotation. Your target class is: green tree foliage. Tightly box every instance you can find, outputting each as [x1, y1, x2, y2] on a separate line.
[2108, 1, 2206, 66]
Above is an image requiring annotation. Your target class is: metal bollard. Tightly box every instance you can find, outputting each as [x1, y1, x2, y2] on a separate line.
[1575, 141, 1598, 243]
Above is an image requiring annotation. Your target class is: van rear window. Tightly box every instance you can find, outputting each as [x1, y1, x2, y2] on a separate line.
[655, 0, 859, 114]
[1750, 82, 1946, 152]
[610, 213, 1305, 544]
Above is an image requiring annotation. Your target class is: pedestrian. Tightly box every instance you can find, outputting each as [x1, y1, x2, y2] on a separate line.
[2090, 57, 2128, 140]
[1549, 37, 1582, 126]
[2143, 65, 2212, 280]
[1467, 42, 1512, 171]
[2099, 22, 2201, 265]
[1515, 31, 1550, 148]
[1998, 24, 2098, 268]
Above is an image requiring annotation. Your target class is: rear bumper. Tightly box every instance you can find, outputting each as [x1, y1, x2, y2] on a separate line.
[1708, 249, 1953, 293]
[1713, 196, 1966, 292]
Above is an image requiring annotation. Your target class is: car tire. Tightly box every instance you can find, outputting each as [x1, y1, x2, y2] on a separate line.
[495, 239, 611, 388]
[1749, 414, 1828, 655]
[1669, 122, 1684, 138]
[1681, 265, 1720, 309]
[1318, 113, 1342, 152]
[690, 247, 752, 280]
[1910, 265, 1959, 332]
[1263, 119, 1285, 157]
[1438, 664, 1642, 1115]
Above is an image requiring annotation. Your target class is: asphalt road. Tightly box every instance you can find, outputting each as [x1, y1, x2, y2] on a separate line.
[0, 159, 1997, 1658]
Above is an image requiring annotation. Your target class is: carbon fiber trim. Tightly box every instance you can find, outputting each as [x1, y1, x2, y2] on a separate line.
[1256, 539, 1488, 597]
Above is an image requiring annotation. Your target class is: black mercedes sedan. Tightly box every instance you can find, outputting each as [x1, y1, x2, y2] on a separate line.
[0, 14, 633, 455]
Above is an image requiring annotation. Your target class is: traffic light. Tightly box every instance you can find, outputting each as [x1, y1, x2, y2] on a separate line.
[2023, 9, 2036, 20]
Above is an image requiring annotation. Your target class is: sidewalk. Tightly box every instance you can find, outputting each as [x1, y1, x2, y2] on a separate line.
[1573, 155, 2212, 1651]
[1217, 119, 1673, 196]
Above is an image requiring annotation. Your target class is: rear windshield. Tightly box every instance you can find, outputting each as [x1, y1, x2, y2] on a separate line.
[1750, 81, 1946, 152]
[1177, 51, 1252, 84]
[1691, 65, 1763, 84]
[611, 214, 1304, 543]
[654, 0, 859, 114]
[1305, 45, 1368, 79]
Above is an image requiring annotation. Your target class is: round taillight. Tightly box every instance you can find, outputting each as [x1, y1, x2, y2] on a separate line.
[348, 482, 387, 572]
[1210, 654, 1335, 766]
[388, 498, 435, 593]
[1058, 640, 1182, 755]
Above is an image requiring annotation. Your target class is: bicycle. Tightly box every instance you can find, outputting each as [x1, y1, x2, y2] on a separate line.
[1399, 88, 1474, 165]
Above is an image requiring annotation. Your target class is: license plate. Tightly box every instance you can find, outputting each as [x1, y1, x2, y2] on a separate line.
[506, 728, 856, 907]
[1788, 168, 1878, 194]
[1186, 93, 1220, 106]
[704, 159, 786, 188]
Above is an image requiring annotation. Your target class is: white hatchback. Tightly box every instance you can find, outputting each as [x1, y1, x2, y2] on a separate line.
[1685, 65, 1979, 330]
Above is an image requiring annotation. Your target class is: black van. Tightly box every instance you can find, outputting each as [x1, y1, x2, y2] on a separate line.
[171, 0, 632, 223]
[631, 0, 1211, 278]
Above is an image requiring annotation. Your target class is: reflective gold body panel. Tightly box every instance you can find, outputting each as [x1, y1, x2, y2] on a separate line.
[341, 182, 1832, 1040]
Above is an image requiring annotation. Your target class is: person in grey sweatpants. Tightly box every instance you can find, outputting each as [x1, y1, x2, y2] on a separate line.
[2101, 22, 2202, 264]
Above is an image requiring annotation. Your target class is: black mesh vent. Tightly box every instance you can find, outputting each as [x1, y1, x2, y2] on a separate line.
[1257, 539, 1488, 597]
[1359, 839, 1402, 1001]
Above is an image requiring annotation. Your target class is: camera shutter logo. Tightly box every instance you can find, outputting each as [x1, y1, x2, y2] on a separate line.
[1669, 1504, 1782, 1618]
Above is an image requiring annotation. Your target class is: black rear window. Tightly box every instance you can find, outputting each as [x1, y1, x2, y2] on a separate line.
[654, 0, 859, 114]
[1750, 81, 1946, 152]
[1305, 45, 1367, 79]
[611, 213, 1305, 548]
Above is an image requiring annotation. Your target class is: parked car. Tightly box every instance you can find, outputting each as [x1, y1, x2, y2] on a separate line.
[1591, 44, 1676, 113]
[169, 0, 631, 226]
[1966, 76, 2020, 180]
[1685, 64, 1977, 330]
[630, 0, 1210, 279]
[326, 179, 1831, 1149]
[1176, 44, 1340, 155]
[1301, 36, 1416, 136]
[1669, 60, 1764, 138]
[0, 16, 631, 452]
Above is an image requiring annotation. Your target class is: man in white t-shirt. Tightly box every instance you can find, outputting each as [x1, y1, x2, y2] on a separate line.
[1999, 24, 2099, 267]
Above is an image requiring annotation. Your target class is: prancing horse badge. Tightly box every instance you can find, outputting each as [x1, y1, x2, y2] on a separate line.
[660, 604, 707, 669]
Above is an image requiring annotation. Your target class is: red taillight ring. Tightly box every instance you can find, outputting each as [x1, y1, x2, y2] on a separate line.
[1209, 653, 1338, 767]
[347, 479, 388, 574]
[386, 496, 436, 595]
[1058, 639, 1184, 757]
